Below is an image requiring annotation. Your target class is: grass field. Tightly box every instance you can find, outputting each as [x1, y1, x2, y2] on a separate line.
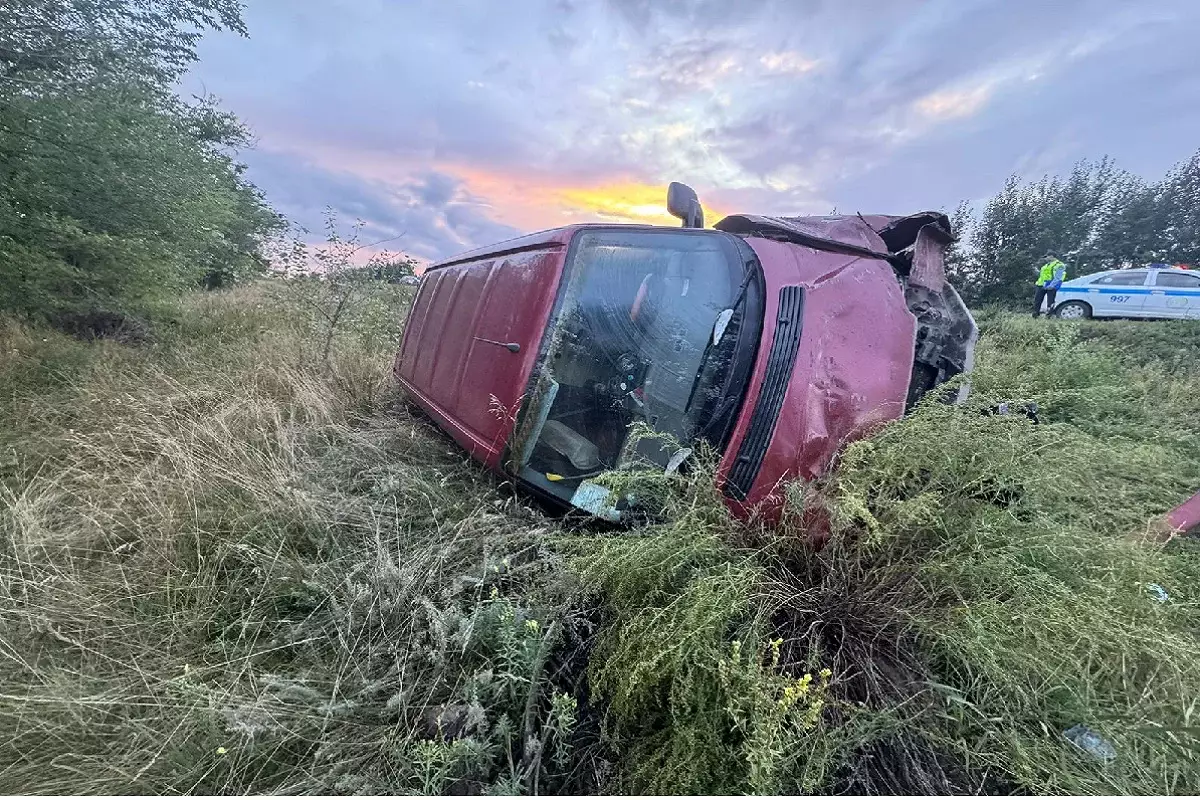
[2, 283, 1199, 794]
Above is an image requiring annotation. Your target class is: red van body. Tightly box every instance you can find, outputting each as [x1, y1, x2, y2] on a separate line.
[395, 211, 976, 522]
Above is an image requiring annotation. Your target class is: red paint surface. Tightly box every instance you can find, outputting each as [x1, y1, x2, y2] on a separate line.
[398, 222, 921, 524]
[718, 237, 917, 522]
[1167, 490, 1200, 534]
[395, 227, 571, 468]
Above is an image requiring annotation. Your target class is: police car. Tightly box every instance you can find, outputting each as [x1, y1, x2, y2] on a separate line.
[1053, 266, 1200, 320]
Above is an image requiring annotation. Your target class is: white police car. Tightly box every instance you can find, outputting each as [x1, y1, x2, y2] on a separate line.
[1053, 267, 1200, 320]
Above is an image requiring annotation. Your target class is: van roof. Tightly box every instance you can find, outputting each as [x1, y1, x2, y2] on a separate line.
[426, 211, 953, 271]
[430, 222, 700, 270]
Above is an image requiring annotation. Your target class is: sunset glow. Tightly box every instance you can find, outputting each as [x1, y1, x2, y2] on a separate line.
[186, 1, 1200, 264]
[556, 182, 725, 227]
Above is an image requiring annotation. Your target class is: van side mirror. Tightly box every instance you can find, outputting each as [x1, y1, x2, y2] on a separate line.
[667, 181, 704, 229]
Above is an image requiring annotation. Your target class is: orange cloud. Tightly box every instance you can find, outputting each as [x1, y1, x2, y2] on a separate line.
[254, 130, 727, 245]
[438, 164, 726, 230]
[557, 182, 726, 227]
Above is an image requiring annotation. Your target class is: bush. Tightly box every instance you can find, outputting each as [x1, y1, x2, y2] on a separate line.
[1, 2, 280, 327]
[575, 314, 1200, 795]
[763, 315, 1200, 793]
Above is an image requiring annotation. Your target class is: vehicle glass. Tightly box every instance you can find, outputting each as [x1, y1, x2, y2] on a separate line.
[1154, 271, 1200, 288]
[516, 229, 747, 500]
[1093, 271, 1148, 286]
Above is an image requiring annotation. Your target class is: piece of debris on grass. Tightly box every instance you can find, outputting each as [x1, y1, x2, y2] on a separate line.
[1063, 724, 1117, 762]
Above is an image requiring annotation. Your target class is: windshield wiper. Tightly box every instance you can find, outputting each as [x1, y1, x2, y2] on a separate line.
[682, 265, 756, 417]
[728, 266, 755, 316]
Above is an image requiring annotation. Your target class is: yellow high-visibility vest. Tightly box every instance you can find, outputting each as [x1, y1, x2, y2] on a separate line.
[1037, 260, 1064, 286]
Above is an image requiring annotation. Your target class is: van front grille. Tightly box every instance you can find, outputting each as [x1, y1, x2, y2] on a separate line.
[724, 286, 805, 501]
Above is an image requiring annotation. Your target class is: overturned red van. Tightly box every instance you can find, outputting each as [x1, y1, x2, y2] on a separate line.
[394, 184, 977, 522]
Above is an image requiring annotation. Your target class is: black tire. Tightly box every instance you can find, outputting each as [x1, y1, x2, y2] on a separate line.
[1053, 300, 1092, 320]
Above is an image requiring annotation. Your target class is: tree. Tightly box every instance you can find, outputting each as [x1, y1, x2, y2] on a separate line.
[368, 257, 420, 283]
[949, 153, 1200, 308]
[268, 211, 411, 375]
[1090, 177, 1168, 269]
[0, 0, 279, 325]
[1159, 151, 1200, 266]
[1, 0, 245, 94]
[944, 200, 977, 296]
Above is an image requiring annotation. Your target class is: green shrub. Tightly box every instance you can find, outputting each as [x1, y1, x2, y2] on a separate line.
[571, 455, 839, 794]
[1, 3, 279, 327]
[776, 315, 1200, 794]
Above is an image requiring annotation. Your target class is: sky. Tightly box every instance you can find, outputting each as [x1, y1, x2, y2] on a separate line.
[186, 0, 1200, 264]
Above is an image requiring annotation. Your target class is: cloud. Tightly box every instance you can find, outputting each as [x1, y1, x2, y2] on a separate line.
[623, 36, 768, 95]
[240, 148, 521, 263]
[185, 0, 1200, 258]
[413, 172, 458, 209]
[759, 51, 821, 75]
[916, 83, 994, 120]
[557, 182, 728, 226]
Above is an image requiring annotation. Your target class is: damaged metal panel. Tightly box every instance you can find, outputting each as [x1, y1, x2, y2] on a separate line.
[720, 239, 917, 519]
[908, 223, 949, 292]
[715, 210, 954, 273]
[717, 211, 975, 411]
[715, 213, 891, 259]
[872, 211, 952, 257]
[896, 220, 977, 408]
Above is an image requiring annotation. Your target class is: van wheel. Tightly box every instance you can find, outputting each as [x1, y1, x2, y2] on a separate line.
[1054, 300, 1091, 320]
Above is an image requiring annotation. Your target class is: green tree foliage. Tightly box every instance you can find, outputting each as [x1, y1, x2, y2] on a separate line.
[371, 256, 420, 282]
[0, 0, 279, 324]
[1156, 150, 1200, 266]
[950, 151, 1200, 307]
[1, 0, 245, 91]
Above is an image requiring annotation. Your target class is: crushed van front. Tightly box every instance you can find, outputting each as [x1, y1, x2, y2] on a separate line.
[713, 212, 977, 520]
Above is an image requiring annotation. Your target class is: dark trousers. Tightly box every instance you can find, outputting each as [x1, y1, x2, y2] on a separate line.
[1033, 286, 1057, 317]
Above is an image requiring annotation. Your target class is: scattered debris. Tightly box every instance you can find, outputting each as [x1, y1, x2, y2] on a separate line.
[1063, 724, 1117, 762]
[983, 400, 1040, 423]
[664, 447, 692, 476]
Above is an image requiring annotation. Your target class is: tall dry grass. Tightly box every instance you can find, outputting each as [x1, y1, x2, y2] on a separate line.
[3, 283, 1199, 795]
[0, 284, 594, 794]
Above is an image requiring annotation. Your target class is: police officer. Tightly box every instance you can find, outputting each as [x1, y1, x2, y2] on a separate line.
[1033, 255, 1067, 317]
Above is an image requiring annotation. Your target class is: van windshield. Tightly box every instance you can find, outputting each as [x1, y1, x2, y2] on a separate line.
[511, 228, 759, 514]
